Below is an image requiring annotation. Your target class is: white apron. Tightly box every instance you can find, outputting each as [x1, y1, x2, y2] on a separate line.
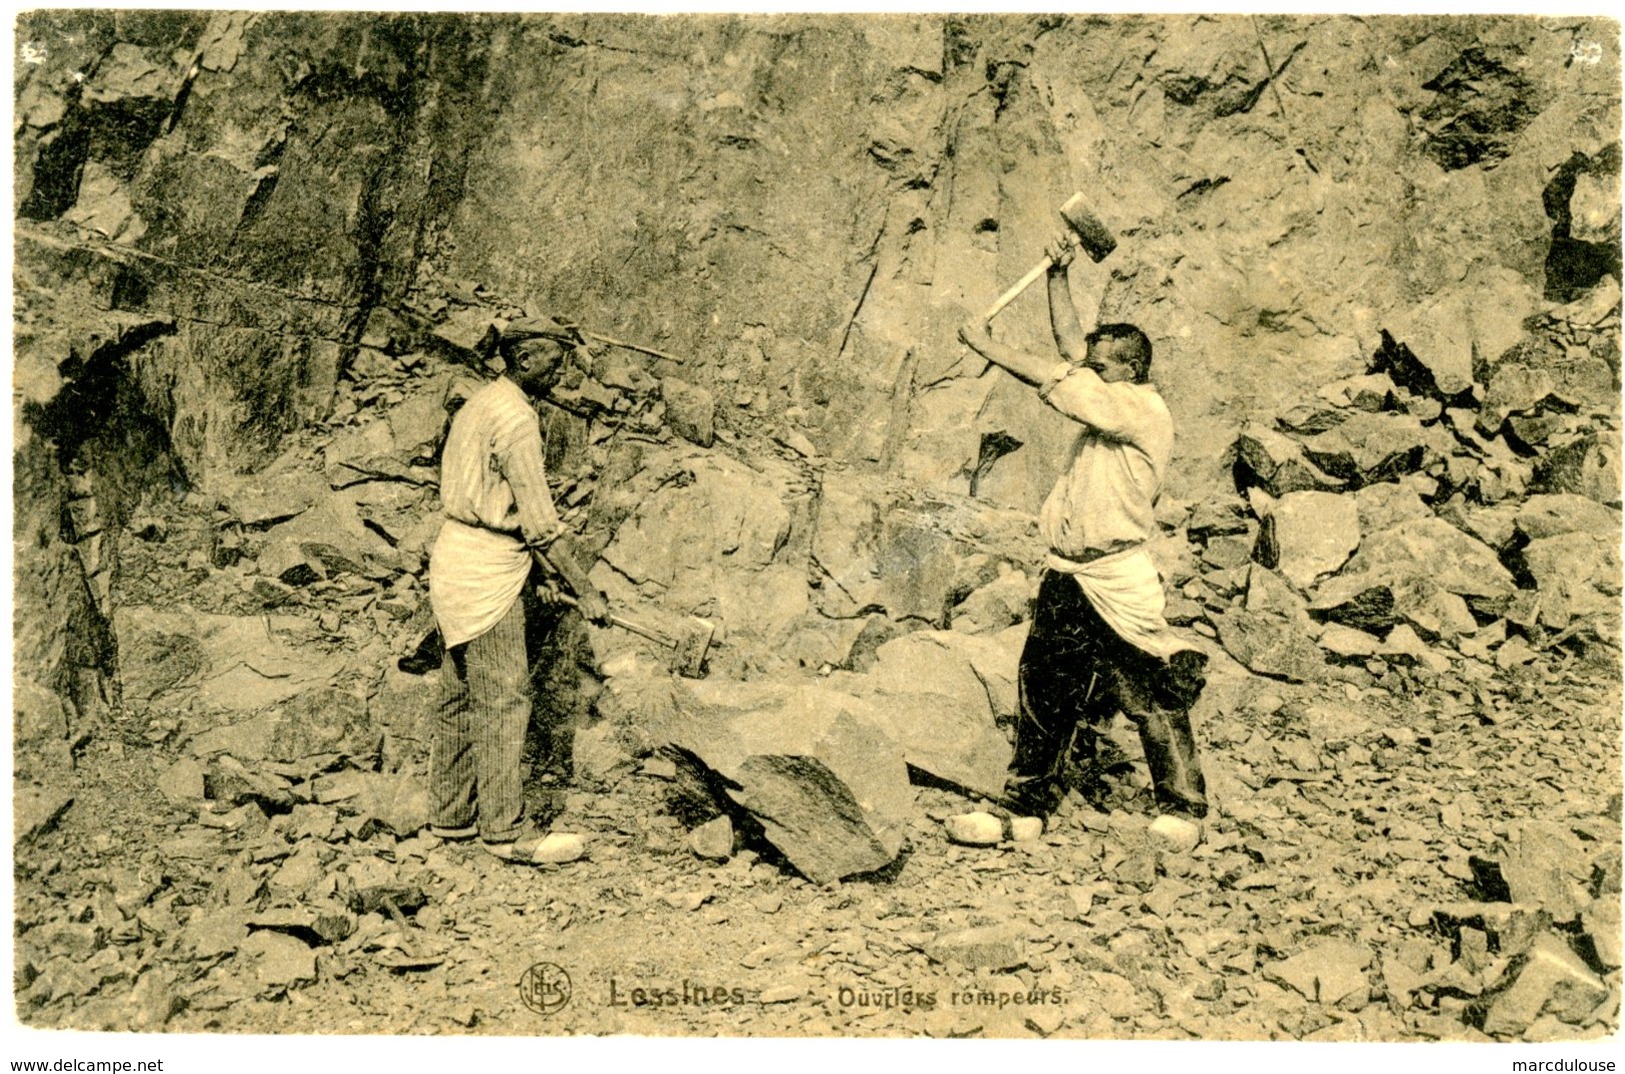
[429, 518, 530, 648]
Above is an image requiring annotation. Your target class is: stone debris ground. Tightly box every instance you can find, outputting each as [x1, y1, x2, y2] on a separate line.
[8, 11, 1622, 1044]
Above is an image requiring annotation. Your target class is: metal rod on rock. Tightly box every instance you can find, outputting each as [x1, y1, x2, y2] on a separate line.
[584, 331, 684, 364]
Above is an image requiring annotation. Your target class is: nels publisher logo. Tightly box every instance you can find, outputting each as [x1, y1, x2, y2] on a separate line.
[519, 962, 572, 1016]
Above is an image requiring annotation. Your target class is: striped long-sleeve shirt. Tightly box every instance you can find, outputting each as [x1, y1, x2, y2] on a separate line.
[438, 376, 565, 553]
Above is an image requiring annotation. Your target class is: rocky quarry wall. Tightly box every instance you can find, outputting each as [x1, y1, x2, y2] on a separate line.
[10, 12, 1625, 1037]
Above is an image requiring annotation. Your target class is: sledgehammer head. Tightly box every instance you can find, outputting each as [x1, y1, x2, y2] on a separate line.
[674, 617, 716, 679]
[1059, 192, 1116, 263]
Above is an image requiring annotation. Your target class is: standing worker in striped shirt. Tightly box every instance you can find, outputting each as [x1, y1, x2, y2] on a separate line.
[427, 320, 610, 864]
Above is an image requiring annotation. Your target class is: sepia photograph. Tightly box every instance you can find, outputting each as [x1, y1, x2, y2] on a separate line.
[7, 6, 1623, 1059]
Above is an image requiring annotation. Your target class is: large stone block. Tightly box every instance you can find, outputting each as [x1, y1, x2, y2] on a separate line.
[1519, 532, 1621, 629]
[271, 688, 378, 762]
[1436, 498, 1521, 555]
[851, 629, 1020, 797]
[809, 473, 1002, 626]
[1429, 901, 1553, 960]
[713, 564, 811, 654]
[1384, 294, 1476, 399]
[1532, 430, 1622, 506]
[14, 677, 70, 745]
[777, 615, 875, 674]
[256, 537, 323, 586]
[949, 569, 1033, 634]
[1265, 939, 1372, 1007]
[1388, 577, 1478, 642]
[1352, 480, 1434, 535]
[1570, 170, 1621, 245]
[1215, 608, 1325, 682]
[353, 773, 431, 837]
[603, 454, 791, 591]
[1308, 574, 1398, 631]
[263, 492, 399, 580]
[1341, 517, 1517, 610]
[1581, 901, 1621, 971]
[1186, 497, 1252, 541]
[1465, 266, 1542, 377]
[666, 681, 914, 885]
[810, 474, 886, 616]
[1243, 563, 1313, 627]
[1514, 494, 1621, 542]
[1300, 411, 1434, 487]
[1318, 623, 1382, 660]
[1253, 491, 1360, 590]
[1477, 933, 1609, 1038]
[1318, 372, 1399, 412]
[1498, 823, 1596, 924]
[661, 377, 716, 448]
[386, 387, 452, 456]
[114, 606, 347, 713]
[1233, 422, 1345, 497]
[218, 471, 331, 528]
[1377, 624, 1451, 673]
[1477, 362, 1558, 435]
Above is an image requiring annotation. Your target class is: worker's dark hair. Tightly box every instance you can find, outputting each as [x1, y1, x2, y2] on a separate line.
[1086, 323, 1153, 383]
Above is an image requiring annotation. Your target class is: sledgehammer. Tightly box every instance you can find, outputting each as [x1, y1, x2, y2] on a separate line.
[546, 588, 715, 679]
[981, 192, 1117, 323]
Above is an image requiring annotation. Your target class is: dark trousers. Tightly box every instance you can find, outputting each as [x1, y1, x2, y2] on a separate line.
[1005, 570, 1208, 820]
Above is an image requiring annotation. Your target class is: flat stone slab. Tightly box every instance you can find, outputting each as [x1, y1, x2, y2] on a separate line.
[925, 922, 1025, 970]
[1265, 939, 1371, 1006]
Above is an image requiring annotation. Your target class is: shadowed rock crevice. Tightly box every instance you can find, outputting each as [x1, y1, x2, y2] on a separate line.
[1418, 47, 1543, 172]
[1544, 145, 1624, 302]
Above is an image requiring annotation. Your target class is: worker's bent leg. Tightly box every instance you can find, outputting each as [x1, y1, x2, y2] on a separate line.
[430, 641, 477, 831]
[1005, 572, 1103, 820]
[462, 596, 532, 843]
[1109, 649, 1209, 819]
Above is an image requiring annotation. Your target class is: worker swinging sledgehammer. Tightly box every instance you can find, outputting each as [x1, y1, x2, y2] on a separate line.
[950, 194, 1210, 854]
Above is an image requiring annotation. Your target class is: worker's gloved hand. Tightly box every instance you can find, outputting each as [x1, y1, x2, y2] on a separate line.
[1045, 230, 1077, 270]
[576, 588, 611, 627]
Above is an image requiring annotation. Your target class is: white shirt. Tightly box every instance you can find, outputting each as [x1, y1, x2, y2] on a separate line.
[1036, 362, 1173, 561]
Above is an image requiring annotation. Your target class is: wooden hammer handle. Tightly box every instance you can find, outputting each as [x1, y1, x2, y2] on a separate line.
[545, 588, 674, 647]
[982, 255, 1054, 324]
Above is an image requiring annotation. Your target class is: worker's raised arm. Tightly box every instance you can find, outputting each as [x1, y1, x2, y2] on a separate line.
[958, 320, 1065, 389]
[1043, 233, 1087, 364]
[1042, 366, 1168, 450]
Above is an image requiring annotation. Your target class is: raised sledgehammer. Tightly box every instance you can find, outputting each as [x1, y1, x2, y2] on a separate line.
[981, 192, 1117, 323]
